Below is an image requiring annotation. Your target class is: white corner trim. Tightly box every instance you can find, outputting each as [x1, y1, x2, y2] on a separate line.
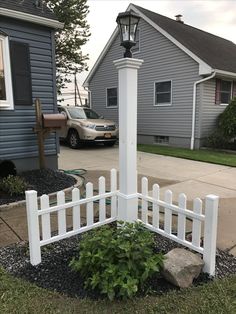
[0, 7, 64, 29]
[0, 35, 14, 110]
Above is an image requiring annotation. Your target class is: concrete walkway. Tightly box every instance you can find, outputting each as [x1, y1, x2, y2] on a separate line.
[1, 144, 236, 256]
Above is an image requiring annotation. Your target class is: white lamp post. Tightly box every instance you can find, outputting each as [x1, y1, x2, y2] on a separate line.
[114, 11, 143, 222]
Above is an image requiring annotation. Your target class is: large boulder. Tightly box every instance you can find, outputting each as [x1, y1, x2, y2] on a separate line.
[161, 248, 204, 288]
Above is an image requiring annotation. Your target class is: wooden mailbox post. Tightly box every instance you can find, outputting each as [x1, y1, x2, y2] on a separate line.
[34, 98, 66, 169]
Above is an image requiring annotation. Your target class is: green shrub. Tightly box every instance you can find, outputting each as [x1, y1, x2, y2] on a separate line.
[206, 129, 229, 149]
[0, 175, 28, 196]
[218, 97, 236, 138]
[70, 222, 164, 300]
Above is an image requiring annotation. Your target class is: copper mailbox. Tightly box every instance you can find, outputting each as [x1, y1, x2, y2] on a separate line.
[42, 113, 67, 128]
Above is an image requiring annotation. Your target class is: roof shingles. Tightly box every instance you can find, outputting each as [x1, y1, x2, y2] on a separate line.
[133, 4, 236, 73]
[0, 0, 58, 21]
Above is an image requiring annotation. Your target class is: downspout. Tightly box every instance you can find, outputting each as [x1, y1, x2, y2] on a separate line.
[190, 71, 216, 150]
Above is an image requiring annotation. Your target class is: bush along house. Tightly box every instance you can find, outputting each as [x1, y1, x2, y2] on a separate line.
[0, 0, 63, 172]
[84, 3, 236, 149]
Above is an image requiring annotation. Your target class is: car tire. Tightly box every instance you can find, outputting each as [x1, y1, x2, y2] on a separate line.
[68, 130, 81, 149]
[104, 141, 116, 147]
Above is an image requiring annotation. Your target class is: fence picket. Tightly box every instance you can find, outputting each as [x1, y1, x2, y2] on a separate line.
[99, 176, 106, 222]
[40, 194, 51, 240]
[177, 193, 186, 240]
[57, 191, 66, 235]
[164, 190, 172, 234]
[141, 177, 148, 223]
[86, 182, 94, 226]
[192, 198, 202, 247]
[25, 190, 41, 265]
[152, 184, 160, 228]
[72, 188, 80, 230]
[203, 195, 219, 275]
[111, 169, 117, 218]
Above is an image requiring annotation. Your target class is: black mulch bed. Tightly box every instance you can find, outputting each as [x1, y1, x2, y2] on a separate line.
[0, 169, 76, 205]
[0, 230, 236, 300]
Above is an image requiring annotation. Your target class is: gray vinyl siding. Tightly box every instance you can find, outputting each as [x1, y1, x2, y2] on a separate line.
[89, 18, 202, 144]
[200, 78, 227, 138]
[0, 17, 57, 163]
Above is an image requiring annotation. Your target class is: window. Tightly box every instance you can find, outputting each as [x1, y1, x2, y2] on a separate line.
[154, 135, 169, 145]
[132, 29, 140, 53]
[106, 87, 117, 107]
[215, 79, 235, 105]
[154, 81, 172, 106]
[0, 34, 13, 109]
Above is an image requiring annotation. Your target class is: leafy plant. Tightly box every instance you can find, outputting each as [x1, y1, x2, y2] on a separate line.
[0, 175, 28, 196]
[206, 129, 229, 149]
[218, 97, 236, 139]
[70, 222, 164, 300]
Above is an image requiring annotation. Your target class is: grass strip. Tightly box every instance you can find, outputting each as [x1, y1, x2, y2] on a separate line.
[138, 144, 236, 167]
[1, 268, 236, 313]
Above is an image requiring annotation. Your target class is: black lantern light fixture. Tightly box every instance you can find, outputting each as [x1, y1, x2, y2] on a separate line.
[116, 10, 140, 58]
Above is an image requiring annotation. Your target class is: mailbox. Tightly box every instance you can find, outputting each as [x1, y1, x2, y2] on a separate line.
[42, 113, 67, 129]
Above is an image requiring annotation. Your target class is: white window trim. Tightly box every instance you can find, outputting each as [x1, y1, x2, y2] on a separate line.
[132, 28, 140, 55]
[0, 35, 14, 110]
[219, 79, 233, 106]
[153, 80, 172, 107]
[106, 87, 118, 108]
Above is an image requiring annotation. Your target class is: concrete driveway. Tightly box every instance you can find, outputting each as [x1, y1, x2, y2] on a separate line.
[59, 144, 236, 200]
[59, 144, 236, 254]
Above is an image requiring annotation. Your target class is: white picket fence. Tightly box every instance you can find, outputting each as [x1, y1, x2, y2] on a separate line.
[25, 168, 218, 275]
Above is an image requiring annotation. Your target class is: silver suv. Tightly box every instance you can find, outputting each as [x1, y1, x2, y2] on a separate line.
[58, 106, 118, 148]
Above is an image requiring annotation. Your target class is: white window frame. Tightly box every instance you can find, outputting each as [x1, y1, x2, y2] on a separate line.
[0, 34, 14, 110]
[153, 80, 172, 107]
[132, 28, 140, 55]
[220, 79, 233, 106]
[106, 87, 118, 108]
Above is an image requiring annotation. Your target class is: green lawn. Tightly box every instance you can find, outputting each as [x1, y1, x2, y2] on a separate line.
[138, 144, 236, 167]
[1, 268, 236, 314]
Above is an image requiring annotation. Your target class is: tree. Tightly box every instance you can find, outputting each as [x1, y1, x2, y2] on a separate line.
[45, 0, 90, 94]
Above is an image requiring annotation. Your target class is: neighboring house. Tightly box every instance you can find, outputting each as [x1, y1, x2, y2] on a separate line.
[84, 4, 236, 149]
[0, 0, 63, 171]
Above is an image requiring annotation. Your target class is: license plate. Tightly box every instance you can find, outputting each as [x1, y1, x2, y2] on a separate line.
[104, 133, 111, 138]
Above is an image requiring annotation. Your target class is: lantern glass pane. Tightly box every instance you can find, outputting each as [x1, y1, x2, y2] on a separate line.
[121, 24, 130, 41]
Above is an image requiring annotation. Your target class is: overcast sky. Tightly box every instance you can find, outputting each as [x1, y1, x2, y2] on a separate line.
[72, 0, 236, 94]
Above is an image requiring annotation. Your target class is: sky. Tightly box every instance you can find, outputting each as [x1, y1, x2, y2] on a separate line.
[63, 0, 236, 103]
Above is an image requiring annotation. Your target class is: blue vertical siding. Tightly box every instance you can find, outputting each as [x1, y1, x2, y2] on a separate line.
[0, 17, 57, 162]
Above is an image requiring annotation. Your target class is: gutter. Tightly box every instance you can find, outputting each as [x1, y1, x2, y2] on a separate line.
[0, 7, 64, 29]
[190, 71, 216, 150]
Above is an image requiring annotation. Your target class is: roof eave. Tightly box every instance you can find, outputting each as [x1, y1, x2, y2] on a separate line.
[84, 3, 214, 86]
[214, 69, 236, 79]
[0, 7, 64, 29]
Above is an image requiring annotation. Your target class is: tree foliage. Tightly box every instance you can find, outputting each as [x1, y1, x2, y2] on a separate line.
[45, 0, 90, 93]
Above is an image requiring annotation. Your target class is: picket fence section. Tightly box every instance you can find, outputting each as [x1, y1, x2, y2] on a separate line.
[26, 169, 118, 266]
[25, 169, 218, 275]
[138, 177, 219, 275]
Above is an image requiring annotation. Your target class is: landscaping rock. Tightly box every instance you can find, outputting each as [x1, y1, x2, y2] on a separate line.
[161, 248, 204, 288]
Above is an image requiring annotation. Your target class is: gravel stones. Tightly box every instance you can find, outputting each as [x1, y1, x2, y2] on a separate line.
[0, 169, 76, 205]
[0, 231, 236, 299]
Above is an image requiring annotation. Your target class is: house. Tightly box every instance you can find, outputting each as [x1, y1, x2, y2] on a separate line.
[84, 4, 236, 149]
[0, 0, 63, 171]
